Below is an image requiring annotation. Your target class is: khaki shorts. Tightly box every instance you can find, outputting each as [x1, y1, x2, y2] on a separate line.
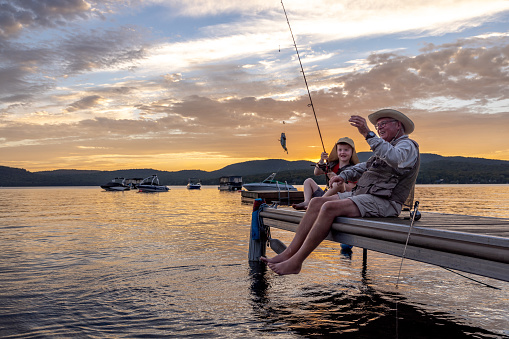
[337, 192, 402, 217]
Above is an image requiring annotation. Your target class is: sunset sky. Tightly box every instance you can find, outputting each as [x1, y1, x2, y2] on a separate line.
[1, 0, 508, 172]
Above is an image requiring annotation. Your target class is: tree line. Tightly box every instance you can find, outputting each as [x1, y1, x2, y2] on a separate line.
[1, 155, 508, 186]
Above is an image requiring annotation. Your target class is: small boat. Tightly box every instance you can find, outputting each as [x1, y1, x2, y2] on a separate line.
[218, 176, 243, 191]
[125, 177, 144, 189]
[242, 173, 297, 191]
[187, 178, 202, 190]
[100, 177, 131, 191]
[137, 175, 169, 192]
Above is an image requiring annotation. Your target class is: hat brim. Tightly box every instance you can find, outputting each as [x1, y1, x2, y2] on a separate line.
[368, 109, 414, 134]
[329, 137, 359, 165]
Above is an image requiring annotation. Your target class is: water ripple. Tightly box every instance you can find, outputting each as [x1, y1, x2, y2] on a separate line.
[0, 186, 508, 338]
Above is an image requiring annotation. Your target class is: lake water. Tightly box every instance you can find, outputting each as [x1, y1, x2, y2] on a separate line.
[1, 185, 508, 338]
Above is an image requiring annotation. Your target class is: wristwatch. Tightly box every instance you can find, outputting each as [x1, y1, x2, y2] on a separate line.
[365, 131, 376, 140]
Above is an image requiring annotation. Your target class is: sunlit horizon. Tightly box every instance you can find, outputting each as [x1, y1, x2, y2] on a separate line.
[8, 149, 508, 173]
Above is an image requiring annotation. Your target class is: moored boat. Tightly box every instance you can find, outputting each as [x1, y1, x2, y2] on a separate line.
[100, 177, 131, 191]
[218, 176, 242, 191]
[242, 173, 297, 191]
[125, 177, 144, 189]
[187, 178, 202, 189]
[137, 175, 169, 192]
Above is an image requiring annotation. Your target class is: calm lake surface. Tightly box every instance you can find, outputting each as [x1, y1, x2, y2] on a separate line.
[1, 184, 508, 338]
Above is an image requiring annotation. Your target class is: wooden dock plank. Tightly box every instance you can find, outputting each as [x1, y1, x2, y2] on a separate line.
[259, 208, 509, 282]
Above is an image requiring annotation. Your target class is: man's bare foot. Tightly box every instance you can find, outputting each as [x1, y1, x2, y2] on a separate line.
[267, 258, 302, 275]
[260, 249, 292, 264]
[260, 256, 270, 263]
[292, 202, 308, 210]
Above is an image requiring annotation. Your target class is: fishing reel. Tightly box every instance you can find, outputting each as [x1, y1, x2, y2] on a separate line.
[410, 201, 421, 221]
[315, 162, 328, 172]
[410, 210, 421, 221]
[404, 201, 421, 221]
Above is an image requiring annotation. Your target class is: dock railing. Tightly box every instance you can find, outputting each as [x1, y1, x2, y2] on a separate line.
[275, 181, 292, 205]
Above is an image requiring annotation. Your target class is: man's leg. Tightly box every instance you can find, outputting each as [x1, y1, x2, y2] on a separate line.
[268, 198, 361, 275]
[262, 195, 338, 264]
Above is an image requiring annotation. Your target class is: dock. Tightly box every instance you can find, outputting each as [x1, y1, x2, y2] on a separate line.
[258, 207, 509, 282]
[241, 190, 304, 205]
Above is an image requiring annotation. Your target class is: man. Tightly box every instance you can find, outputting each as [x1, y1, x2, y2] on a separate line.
[262, 109, 420, 275]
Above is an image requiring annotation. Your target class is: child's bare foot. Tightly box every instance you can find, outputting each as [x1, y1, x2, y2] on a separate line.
[292, 202, 308, 210]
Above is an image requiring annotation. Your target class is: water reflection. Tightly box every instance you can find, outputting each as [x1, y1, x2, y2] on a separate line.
[248, 260, 272, 322]
[248, 257, 503, 338]
[339, 246, 353, 259]
[1, 185, 508, 338]
[415, 184, 509, 218]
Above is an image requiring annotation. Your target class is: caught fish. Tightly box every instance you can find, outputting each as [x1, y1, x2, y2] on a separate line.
[279, 132, 288, 153]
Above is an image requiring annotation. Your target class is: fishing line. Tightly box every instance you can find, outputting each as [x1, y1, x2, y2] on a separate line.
[280, 1, 330, 189]
[280, 0, 326, 154]
[396, 201, 420, 288]
[395, 201, 419, 339]
[440, 267, 501, 290]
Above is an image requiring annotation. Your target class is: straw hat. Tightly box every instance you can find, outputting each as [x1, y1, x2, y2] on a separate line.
[368, 109, 414, 134]
[328, 137, 359, 165]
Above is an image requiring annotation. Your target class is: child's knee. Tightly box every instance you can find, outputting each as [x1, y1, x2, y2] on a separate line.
[303, 178, 315, 186]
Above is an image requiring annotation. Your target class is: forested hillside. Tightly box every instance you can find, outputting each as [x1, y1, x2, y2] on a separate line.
[1, 154, 508, 186]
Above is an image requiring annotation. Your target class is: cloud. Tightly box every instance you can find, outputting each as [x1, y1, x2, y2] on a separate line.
[3, 33, 507, 135]
[0, 0, 93, 40]
[0, 26, 150, 111]
[65, 95, 103, 112]
[153, 0, 509, 42]
[58, 27, 149, 74]
[310, 35, 509, 113]
[151, 0, 276, 17]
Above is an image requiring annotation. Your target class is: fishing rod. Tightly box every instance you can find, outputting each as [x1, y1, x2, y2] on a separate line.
[280, 0, 326, 154]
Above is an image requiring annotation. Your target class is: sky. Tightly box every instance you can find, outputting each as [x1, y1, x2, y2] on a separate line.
[1, 0, 508, 172]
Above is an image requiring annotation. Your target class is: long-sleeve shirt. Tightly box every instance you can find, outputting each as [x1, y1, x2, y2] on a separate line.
[338, 135, 419, 183]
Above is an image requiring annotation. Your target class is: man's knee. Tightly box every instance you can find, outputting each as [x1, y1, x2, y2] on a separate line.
[320, 200, 341, 216]
[308, 196, 325, 209]
[320, 199, 354, 218]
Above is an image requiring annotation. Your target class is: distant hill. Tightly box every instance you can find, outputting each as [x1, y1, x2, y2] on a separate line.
[1, 154, 508, 186]
[0, 159, 315, 186]
[0, 166, 42, 186]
